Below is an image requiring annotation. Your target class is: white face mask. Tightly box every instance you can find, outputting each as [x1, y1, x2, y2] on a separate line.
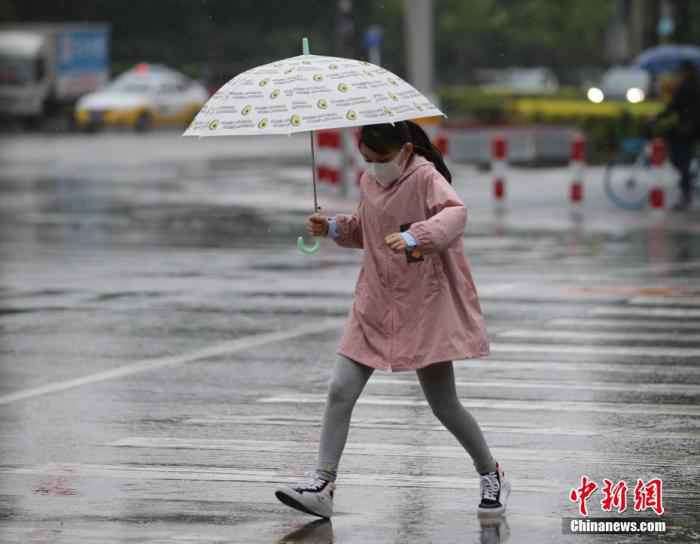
[368, 147, 406, 187]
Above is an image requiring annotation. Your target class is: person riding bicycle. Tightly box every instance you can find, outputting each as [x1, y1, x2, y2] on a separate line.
[652, 59, 700, 211]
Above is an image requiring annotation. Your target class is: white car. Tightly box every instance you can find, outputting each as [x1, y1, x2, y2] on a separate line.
[75, 63, 208, 131]
[477, 67, 559, 94]
[587, 66, 651, 104]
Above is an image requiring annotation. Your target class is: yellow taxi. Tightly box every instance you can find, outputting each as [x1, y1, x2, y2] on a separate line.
[74, 63, 208, 131]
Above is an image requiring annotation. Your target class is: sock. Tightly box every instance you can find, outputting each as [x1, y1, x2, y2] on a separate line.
[315, 468, 337, 482]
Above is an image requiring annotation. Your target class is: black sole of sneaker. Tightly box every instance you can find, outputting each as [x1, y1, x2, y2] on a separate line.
[275, 490, 329, 519]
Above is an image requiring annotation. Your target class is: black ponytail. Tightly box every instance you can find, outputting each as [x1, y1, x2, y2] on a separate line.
[359, 120, 452, 184]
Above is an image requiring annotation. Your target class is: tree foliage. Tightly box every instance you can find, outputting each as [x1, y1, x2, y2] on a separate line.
[0, 0, 654, 85]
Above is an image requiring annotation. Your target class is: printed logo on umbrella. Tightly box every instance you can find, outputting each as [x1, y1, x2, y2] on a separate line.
[290, 114, 302, 127]
[208, 120, 219, 130]
[258, 118, 269, 129]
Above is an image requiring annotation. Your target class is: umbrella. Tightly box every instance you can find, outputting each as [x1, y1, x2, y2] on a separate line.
[634, 44, 700, 75]
[183, 37, 444, 255]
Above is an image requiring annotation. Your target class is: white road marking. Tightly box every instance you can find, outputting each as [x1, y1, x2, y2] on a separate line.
[490, 342, 700, 358]
[454, 359, 700, 375]
[547, 318, 700, 330]
[371, 378, 700, 394]
[258, 394, 700, 416]
[105, 438, 697, 469]
[610, 259, 700, 276]
[182, 415, 700, 439]
[475, 283, 516, 296]
[591, 306, 700, 318]
[1, 463, 689, 495]
[496, 329, 700, 343]
[629, 296, 700, 307]
[0, 319, 345, 405]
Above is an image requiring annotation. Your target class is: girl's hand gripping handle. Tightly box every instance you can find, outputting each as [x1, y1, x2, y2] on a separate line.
[297, 213, 327, 255]
[307, 213, 329, 237]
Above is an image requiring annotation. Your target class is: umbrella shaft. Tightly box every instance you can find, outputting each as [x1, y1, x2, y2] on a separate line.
[310, 131, 320, 213]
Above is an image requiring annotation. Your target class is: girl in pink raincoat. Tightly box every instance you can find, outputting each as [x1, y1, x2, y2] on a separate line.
[275, 121, 510, 520]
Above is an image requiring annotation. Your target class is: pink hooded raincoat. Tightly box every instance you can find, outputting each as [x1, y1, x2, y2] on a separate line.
[333, 154, 490, 372]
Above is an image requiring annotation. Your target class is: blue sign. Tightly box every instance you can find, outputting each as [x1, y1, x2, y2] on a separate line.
[363, 26, 383, 50]
[57, 30, 109, 76]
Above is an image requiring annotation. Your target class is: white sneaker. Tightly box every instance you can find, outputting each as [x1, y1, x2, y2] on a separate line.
[275, 472, 335, 518]
[477, 462, 511, 517]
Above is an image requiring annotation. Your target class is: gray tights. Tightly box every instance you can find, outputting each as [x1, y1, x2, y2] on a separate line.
[315, 355, 497, 482]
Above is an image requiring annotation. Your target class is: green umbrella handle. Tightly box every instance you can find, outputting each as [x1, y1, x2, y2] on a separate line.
[298, 202, 322, 255]
[297, 236, 320, 255]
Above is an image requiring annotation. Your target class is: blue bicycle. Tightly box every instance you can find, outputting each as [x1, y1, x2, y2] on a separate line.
[604, 137, 700, 209]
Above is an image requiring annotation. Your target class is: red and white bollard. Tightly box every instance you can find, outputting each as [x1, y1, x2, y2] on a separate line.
[649, 138, 666, 213]
[491, 135, 507, 210]
[315, 129, 342, 185]
[570, 134, 585, 213]
[433, 130, 449, 158]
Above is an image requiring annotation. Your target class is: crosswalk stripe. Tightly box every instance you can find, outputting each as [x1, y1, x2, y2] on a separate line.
[490, 342, 700, 357]
[1, 463, 688, 496]
[182, 415, 700, 439]
[105, 438, 697, 469]
[0, 463, 560, 493]
[258, 394, 700, 416]
[454, 359, 700, 374]
[546, 318, 700, 330]
[591, 306, 700, 318]
[371, 378, 700, 394]
[496, 329, 700, 343]
[629, 296, 700, 307]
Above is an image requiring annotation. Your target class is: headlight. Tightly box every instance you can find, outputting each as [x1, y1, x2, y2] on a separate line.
[587, 87, 604, 103]
[626, 88, 645, 103]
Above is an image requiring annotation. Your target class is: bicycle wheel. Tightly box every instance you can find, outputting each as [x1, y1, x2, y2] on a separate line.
[604, 156, 650, 210]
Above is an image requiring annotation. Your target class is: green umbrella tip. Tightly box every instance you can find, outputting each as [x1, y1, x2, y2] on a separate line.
[302, 37, 310, 55]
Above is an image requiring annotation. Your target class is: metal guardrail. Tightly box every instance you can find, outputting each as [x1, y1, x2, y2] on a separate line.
[446, 125, 579, 166]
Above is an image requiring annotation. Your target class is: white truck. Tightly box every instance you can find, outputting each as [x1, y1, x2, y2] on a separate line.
[0, 23, 110, 126]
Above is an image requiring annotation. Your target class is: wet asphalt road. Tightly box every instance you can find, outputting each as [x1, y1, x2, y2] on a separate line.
[0, 131, 699, 543]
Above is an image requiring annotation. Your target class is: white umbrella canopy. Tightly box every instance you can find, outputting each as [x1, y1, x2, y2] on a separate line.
[183, 47, 444, 136]
[183, 39, 444, 255]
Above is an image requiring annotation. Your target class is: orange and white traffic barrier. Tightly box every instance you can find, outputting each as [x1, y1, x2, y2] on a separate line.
[491, 134, 507, 208]
[570, 134, 585, 208]
[649, 138, 666, 212]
